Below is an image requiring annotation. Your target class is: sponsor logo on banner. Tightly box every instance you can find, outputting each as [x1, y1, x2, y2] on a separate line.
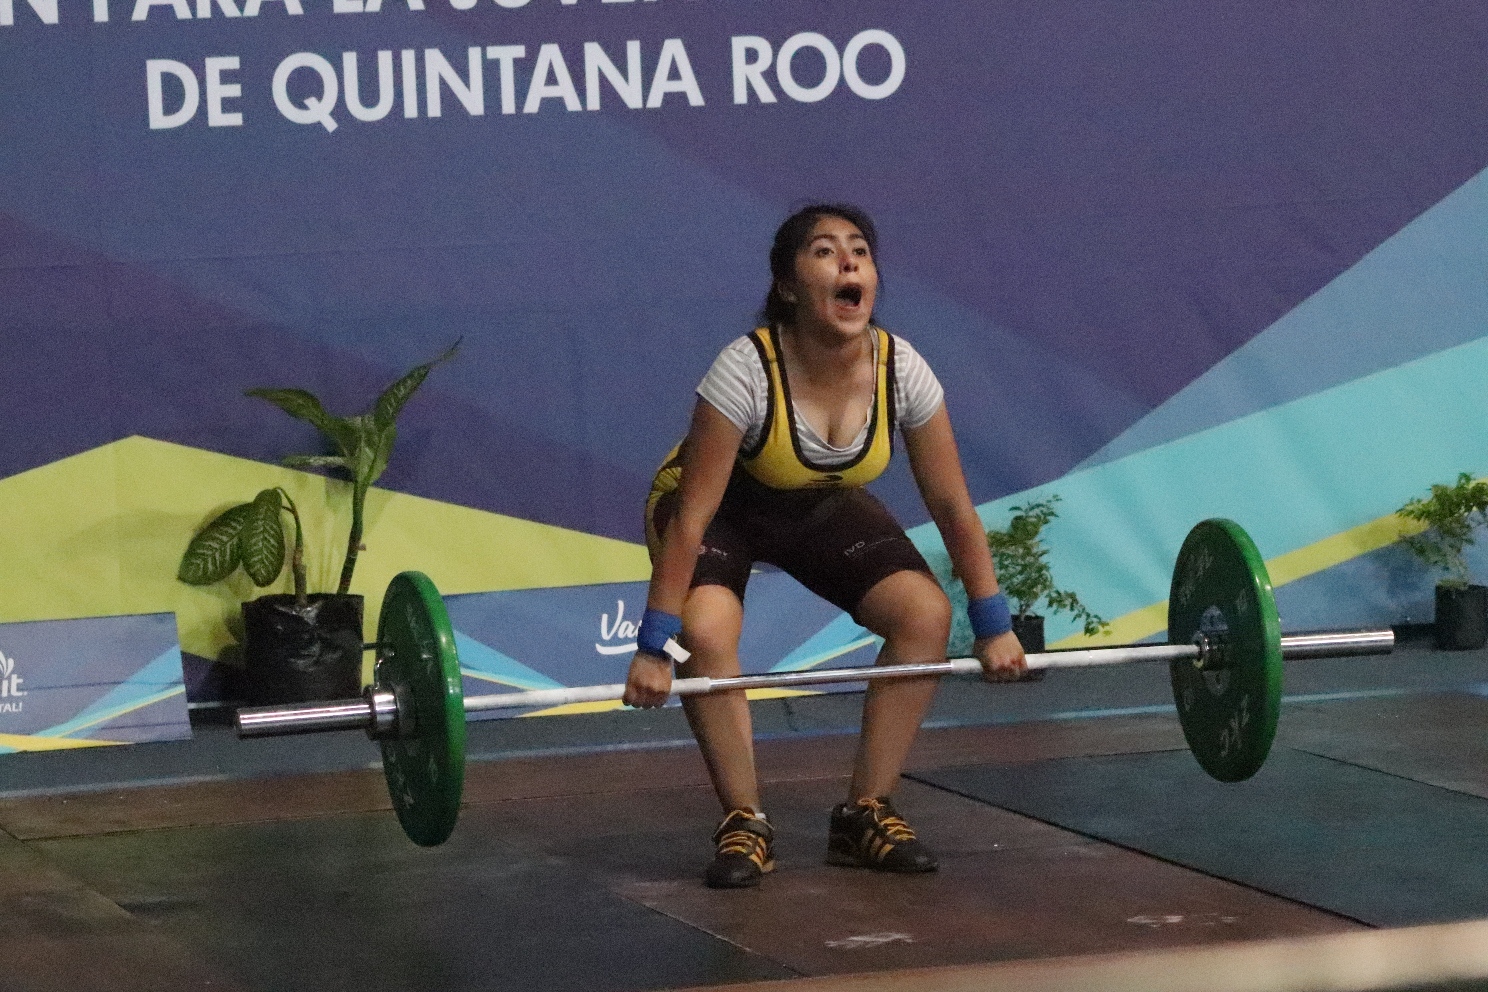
[0, 650, 26, 715]
[596, 600, 639, 656]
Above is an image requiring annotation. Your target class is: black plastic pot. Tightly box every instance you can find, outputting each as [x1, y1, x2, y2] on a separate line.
[240, 594, 365, 705]
[1011, 613, 1045, 654]
[1434, 583, 1488, 651]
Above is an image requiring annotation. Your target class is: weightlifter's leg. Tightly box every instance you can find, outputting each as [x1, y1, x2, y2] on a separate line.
[677, 583, 776, 887]
[824, 568, 948, 873]
[677, 583, 759, 813]
[849, 568, 951, 801]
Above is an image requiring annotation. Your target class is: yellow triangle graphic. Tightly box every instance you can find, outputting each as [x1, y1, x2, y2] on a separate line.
[0, 437, 650, 676]
[0, 733, 124, 751]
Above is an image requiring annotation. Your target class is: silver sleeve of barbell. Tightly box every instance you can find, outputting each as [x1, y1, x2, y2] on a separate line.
[1279, 628, 1394, 658]
[1026, 643, 1199, 669]
[235, 699, 373, 737]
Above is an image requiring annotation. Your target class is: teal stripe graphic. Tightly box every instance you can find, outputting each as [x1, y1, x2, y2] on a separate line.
[1087, 165, 1488, 467]
[40, 646, 186, 739]
[910, 332, 1488, 643]
[769, 613, 879, 673]
[455, 632, 566, 690]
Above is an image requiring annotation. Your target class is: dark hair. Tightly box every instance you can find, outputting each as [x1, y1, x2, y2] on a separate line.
[758, 203, 879, 327]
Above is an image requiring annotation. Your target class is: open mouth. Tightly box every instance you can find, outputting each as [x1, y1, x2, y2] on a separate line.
[834, 285, 863, 307]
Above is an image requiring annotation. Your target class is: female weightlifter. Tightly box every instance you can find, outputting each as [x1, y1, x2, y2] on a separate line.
[624, 204, 1026, 888]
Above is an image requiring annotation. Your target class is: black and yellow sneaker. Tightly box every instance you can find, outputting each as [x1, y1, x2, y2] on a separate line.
[826, 797, 939, 873]
[705, 809, 775, 889]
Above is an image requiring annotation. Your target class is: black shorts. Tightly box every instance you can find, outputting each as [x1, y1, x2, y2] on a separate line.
[647, 466, 933, 621]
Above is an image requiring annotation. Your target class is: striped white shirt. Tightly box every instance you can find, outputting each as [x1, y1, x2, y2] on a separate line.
[697, 331, 945, 468]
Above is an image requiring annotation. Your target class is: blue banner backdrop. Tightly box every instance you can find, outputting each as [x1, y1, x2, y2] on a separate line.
[4, 1, 1488, 704]
[446, 572, 876, 717]
[0, 613, 190, 752]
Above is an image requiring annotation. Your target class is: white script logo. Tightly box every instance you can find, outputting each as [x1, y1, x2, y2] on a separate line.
[0, 651, 25, 715]
[595, 600, 639, 656]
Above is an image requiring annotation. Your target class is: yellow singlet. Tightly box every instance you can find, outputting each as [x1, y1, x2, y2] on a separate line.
[645, 326, 897, 553]
[739, 326, 896, 490]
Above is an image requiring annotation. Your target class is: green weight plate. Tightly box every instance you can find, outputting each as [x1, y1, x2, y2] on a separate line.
[1167, 519, 1283, 782]
[377, 571, 465, 846]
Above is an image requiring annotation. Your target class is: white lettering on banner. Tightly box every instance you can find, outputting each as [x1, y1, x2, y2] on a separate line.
[646, 37, 703, 107]
[132, 0, 187, 20]
[776, 32, 838, 104]
[365, 0, 425, 14]
[485, 44, 526, 115]
[147, 59, 199, 129]
[344, 50, 395, 121]
[731, 36, 774, 105]
[585, 40, 641, 111]
[241, 0, 301, 15]
[0, 652, 27, 716]
[273, 52, 338, 131]
[596, 600, 639, 655]
[524, 43, 581, 113]
[401, 48, 418, 117]
[7, 0, 667, 27]
[195, 0, 241, 19]
[0, 0, 56, 25]
[731, 30, 905, 105]
[426, 46, 483, 117]
[205, 56, 243, 126]
[140, 30, 901, 133]
[842, 29, 904, 100]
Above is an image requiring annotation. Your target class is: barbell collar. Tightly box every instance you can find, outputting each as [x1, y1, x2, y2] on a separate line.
[367, 686, 402, 739]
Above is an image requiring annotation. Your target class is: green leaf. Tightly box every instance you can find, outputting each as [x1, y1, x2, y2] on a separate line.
[334, 413, 387, 491]
[282, 454, 350, 472]
[238, 489, 287, 587]
[985, 493, 1100, 622]
[365, 421, 396, 490]
[1398, 473, 1488, 584]
[178, 503, 254, 585]
[246, 388, 361, 457]
[373, 339, 459, 429]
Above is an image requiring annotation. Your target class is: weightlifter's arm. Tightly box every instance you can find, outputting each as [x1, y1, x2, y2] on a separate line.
[623, 400, 742, 708]
[903, 406, 1026, 679]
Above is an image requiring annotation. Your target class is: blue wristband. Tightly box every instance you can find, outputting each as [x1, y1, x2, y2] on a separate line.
[636, 608, 684, 657]
[968, 593, 1013, 639]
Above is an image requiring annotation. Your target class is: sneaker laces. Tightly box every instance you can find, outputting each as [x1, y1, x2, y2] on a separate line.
[856, 798, 917, 842]
[715, 811, 770, 866]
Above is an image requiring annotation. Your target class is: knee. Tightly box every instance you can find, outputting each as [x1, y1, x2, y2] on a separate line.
[876, 589, 952, 659]
[678, 599, 743, 677]
[681, 621, 738, 664]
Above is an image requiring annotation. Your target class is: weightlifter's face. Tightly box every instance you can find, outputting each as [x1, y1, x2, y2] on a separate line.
[785, 216, 878, 340]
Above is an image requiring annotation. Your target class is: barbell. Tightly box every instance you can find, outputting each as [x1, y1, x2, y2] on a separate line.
[234, 518, 1395, 846]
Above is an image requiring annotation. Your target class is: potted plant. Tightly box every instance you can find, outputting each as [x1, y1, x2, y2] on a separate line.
[1399, 472, 1488, 650]
[178, 343, 458, 704]
[985, 495, 1108, 657]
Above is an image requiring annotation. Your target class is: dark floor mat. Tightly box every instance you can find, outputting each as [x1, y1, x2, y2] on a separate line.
[915, 747, 1488, 927]
[1278, 692, 1488, 800]
[35, 812, 793, 992]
